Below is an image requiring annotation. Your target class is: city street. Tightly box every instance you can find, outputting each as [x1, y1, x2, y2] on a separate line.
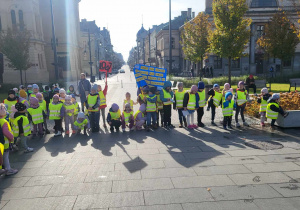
[1, 66, 300, 210]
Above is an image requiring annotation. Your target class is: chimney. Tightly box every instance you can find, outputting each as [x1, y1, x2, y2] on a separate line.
[187, 8, 192, 18]
[181, 11, 188, 17]
[192, 12, 195, 18]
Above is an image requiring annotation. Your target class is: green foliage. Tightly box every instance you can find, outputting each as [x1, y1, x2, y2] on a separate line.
[209, 0, 251, 84]
[210, 75, 263, 86]
[0, 27, 31, 84]
[257, 11, 299, 76]
[172, 78, 209, 88]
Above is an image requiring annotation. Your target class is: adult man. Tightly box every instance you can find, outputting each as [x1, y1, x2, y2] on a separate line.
[78, 73, 91, 112]
[245, 74, 257, 94]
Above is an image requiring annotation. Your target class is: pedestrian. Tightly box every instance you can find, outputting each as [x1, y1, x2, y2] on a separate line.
[36, 93, 50, 134]
[266, 93, 289, 129]
[257, 88, 272, 127]
[63, 95, 76, 135]
[43, 86, 51, 111]
[3, 89, 19, 114]
[78, 73, 91, 112]
[174, 82, 187, 128]
[156, 87, 164, 127]
[13, 88, 19, 97]
[210, 66, 214, 78]
[86, 84, 100, 133]
[245, 75, 257, 94]
[59, 89, 66, 103]
[0, 103, 18, 176]
[67, 85, 77, 95]
[146, 87, 158, 131]
[134, 104, 147, 131]
[269, 66, 275, 78]
[74, 112, 89, 135]
[49, 95, 64, 136]
[121, 103, 134, 132]
[207, 84, 222, 126]
[197, 81, 206, 127]
[183, 85, 199, 129]
[222, 92, 235, 130]
[29, 84, 40, 98]
[235, 81, 249, 128]
[27, 97, 45, 138]
[12, 103, 33, 152]
[19, 90, 29, 109]
[98, 82, 108, 129]
[72, 94, 80, 122]
[160, 81, 175, 128]
[123, 92, 137, 111]
[27, 85, 33, 97]
[137, 86, 149, 105]
[107, 103, 121, 133]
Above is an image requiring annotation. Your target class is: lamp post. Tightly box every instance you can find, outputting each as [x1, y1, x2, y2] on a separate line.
[168, 0, 172, 76]
[50, 0, 58, 80]
[88, 29, 93, 81]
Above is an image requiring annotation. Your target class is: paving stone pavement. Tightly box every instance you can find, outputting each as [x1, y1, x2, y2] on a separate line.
[1, 66, 300, 209]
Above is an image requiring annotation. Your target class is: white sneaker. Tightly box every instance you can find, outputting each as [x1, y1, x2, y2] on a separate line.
[236, 122, 241, 128]
[12, 144, 19, 151]
[6, 169, 18, 176]
[24, 147, 34, 153]
[0, 169, 6, 176]
[54, 131, 62, 137]
[243, 122, 249, 127]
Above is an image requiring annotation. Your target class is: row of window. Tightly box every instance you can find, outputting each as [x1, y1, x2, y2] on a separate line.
[0, 10, 25, 31]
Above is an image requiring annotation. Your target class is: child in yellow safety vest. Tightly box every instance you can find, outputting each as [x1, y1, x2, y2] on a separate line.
[234, 81, 249, 128]
[183, 85, 200, 129]
[12, 103, 34, 152]
[135, 104, 147, 131]
[59, 89, 66, 103]
[19, 90, 29, 109]
[29, 84, 40, 98]
[121, 103, 134, 132]
[156, 87, 164, 127]
[98, 82, 108, 129]
[266, 93, 289, 129]
[86, 84, 100, 133]
[173, 82, 187, 128]
[64, 95, 76, 135]
[207, 84, 222, 126]
[36, 93, 50, 134]
[71, 94, 80, 121]
[222, 92, 236, 130]
[3, 89, 19, 114]
[27, 97, 45, 138]
[146, 87, 158, 131]
[123, 92, 137, 111]
[0, 103, 18, 176]
[74, 112, 89, 135]
[257, 88, 272, 127]
[107, 103, 121, 133]
[160, 81, 175, 128]
[137, 86, 149, 105]
[48, 95, 65, 137]
[197, 81, 206, 127]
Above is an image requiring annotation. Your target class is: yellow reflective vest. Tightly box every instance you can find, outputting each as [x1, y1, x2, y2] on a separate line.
[146, 95, 157, 112]
[162, 89, 172, 105]
[74, 102, 79, 116]
[266, 103, 279, 119]
[187, 93, 196, 110]
[12, 115, 31, 137]
[260, 98, 268, 112]
[63, 103, 75, 116]
[198, 91, 206, 107]
[49, 103, 63, 120]
[212, 91, 222, 107]
[27, 107, 44, 124]
[123, 111, 133, 124]
[39, 100, 47, 113]
[98, 91, 106, 107]
[74, 119, 88, 130]
[87, 94, 99, 112]
[0, 118, 12, 150]
[134, 110, 144, 120]
[3, 99, 18, 114]
[222, 100, 234, 116]
[124, 99, 134, 110]
[110, 109, 121, 120]
[236, 90, 248, 106]
[175, 91, 185, 108]
[156, 95, 163, 110]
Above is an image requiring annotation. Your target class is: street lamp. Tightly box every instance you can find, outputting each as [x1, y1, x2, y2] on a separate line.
[50, 0, 59, 80]
[88, 29, 94, 82]
[168, 0, 173, 76]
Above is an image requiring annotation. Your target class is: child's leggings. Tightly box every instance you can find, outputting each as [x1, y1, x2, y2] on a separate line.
[187, 112, 195, 126]
[65, 115, 75, 131]
[235, 103, 246, 123]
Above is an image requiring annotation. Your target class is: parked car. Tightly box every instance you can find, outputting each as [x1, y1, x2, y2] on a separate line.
[120, 69, 125, 73]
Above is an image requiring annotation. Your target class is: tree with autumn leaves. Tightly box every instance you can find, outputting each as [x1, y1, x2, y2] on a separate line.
[257, 11, 299, 76]
[181, 12, 211, 80]
[209, 0, 251, 84]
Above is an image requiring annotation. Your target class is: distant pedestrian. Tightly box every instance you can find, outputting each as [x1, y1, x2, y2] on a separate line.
[191, 67, 194, 78]
[210, 66, 214, 78]
[269, 66, 275, 78]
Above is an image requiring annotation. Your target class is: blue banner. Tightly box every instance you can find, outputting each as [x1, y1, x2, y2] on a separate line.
[133, 64, 167, 88]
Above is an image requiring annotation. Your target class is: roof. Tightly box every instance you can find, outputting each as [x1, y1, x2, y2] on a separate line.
[161, 15, 191, 30]
[137, 25, 147, 37]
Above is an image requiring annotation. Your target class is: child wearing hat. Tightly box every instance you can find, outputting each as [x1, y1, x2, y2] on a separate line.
[72, 94, 80, 121]
[19, 90, 29, 108]
[3, 89, 19, 114]
[48, 95, 65, 136]
[134, 104, 147, 131]
[27, 85, 33, 97]
[145, 87, 158, 131]
[36, 93, 50, 134]
[123, 92, 137, 111]
[138, 86, 149, 105]
[107, 103, 121, 133]
[12, 103, 33, 152]
[74, 112, 89, 135]
[197, 81, 206, 127]
[222, 92, 236, 130]
[207, 84, 222, 126]
[86, 84, 100, 133]
[63, 95, 76, 135]
[160, 81, 175, 128]
[156, 87, 164, 127]
[27, 97, 45, 138]
[59, 89, 66, 103]
[266, 93, 289, 129]
[29, 84, 40, 98]
[98, 82, 108, 129]
[183, 85, 200, 129]
[13, 88, 19, 97]
[174, 82, 187, 128]
[235, 81, 249, 128]
[0, 103, 18, 175]
[257, 88, 272, 127]
[121, 103, 134, 132]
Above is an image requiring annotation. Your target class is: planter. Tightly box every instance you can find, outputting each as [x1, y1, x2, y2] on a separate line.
[276, 110, 300, 128]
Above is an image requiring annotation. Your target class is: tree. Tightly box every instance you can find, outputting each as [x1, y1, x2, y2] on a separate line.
[181, 12, 211, 80]
[209, 0, 251, 84]
[257, 11, 299, 76]
[0, 27, 31, 85]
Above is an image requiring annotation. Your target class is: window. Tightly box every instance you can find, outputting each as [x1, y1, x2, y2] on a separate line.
[171, 37, 175, 49]
[232, 58, 240, 69]
[283, 59, 291, 67]
[19, 10, 24, 30]
[257, 25, 264, 38]
[251, 0, 278, 8]
[214, 56, 222, 69]
[58, 56, 71, 71]
[11, 10, 16, 26]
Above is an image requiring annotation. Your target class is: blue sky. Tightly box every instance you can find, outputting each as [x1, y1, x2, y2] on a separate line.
[79, 0, 205, 60]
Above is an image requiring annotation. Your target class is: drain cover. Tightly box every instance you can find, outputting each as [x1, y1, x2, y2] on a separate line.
[245, 141, 284, 150]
